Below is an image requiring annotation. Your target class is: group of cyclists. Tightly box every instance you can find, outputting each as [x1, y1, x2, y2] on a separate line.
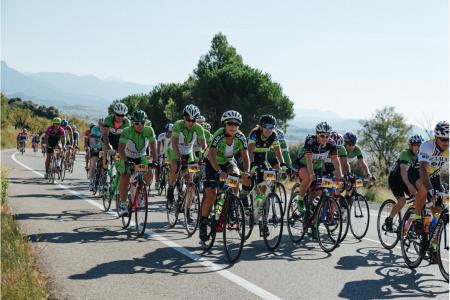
[29, 101, 449, 276]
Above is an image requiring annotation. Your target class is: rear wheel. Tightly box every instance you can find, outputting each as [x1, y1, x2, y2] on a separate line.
[243, 194, 254, 241]
[437, 211, 449, 282]
[184, 185, 200, 236]
[337, 195, 350, 243]
[377, 199, 401, 249]
[400, 208, 423, 268]
[200, 197, 217, 251]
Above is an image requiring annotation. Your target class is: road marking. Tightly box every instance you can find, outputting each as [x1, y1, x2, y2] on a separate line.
[10, 151, 282, 300]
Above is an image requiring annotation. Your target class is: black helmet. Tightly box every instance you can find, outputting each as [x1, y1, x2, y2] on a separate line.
[259, 114, 276, 129]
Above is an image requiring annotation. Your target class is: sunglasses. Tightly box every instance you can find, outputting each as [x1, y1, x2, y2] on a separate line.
[226, 121, 241, 127]
[318, 134, 329, 139]
[134, 122, 145, 126]
[438, 137, 449, 142]
[346, 143, 355, 146]
[185, 118, 196, 123]
[115, 113, 125, 117]
[262, 124, 274, 130]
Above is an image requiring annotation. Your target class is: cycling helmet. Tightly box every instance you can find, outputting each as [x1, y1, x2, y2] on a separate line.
[98, 118, 104, 124]
[196, 115, 206, 124]
[330, 131, 344, 146]
[259, 114, 277, 129]
[130, 110, 148, 122]
[434, 121, 449, 138]
[315, 121, 331, 133]
[113, 102, 128, 115]
[89, 123, 96, 129]
[145, 120, 152, 127]
[183, 104, 201, 120]
[202, 122, 211, 131]
[70, 124, 77, 130]
[61, 119, 68, 126]
[275, 128, 285, 139]
[344, 132, 358, 144]
[164, 123, 173, 132]
[52, 117, 61, 124]
[408, 134, 424, 145]
[221, 110, 242, 124]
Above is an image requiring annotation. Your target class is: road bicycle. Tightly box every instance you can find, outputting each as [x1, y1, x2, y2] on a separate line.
[344, 176, 371, 240]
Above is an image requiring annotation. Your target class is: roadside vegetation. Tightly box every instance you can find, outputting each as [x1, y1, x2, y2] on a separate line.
[1, 168, 49, 299]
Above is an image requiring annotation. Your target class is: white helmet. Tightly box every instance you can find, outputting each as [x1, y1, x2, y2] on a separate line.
[434, 121, 449, 138]
[113, 102, 128, 115]
[315, 121, 332, 133]
[408, 134, 424, 145]
[196, 115, 206, 124]
[183, 104, 200, 120]
[221, 110, 242, 123]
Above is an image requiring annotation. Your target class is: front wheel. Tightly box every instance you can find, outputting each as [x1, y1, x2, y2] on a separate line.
[437, 212, 449, 282]
[184, 185, 200, 236]
[134, 184, 149, 237]
[262, 193, 284, 251]
[316, 197, 342, 253]
[349, 193, 370, 239]
[377, 199, 401, 249]
[223, 194, 245, 263]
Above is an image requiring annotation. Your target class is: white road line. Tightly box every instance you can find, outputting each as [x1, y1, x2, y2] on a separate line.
[10, 151, 282, 300]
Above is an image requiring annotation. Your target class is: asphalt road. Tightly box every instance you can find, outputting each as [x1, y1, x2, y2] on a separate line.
[2, 148, 449, 299]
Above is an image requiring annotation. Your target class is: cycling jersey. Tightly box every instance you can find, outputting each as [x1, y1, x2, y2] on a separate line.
[194, 128, 212, 152]
[167, 120, 205, 160]
[104, 114, 131, 150]
[157, 132, 171, 156]
[266, 128, 291, 167]
[119, 126, 156, 159]
[89, 126, 103, 150]
[324, 145, 347, 163]
[297, 135, 337, 170]
[208, 127, 248, 165]
[45, 126, 65, 147]
[32, 135, 40, 143]
[410, 139, 449, 176]
[73, 130, 80, 146]
[248, 128, 280, 165]
[390, 149, 416, 177]
[17, 133, 27, 141]
[344, 145, 363, 161]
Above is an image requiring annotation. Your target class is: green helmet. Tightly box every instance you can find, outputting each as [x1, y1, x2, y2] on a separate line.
[131, 110, 148, 122]
[52, 117, 62, 124]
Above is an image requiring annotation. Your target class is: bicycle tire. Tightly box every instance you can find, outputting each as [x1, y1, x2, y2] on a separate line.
[437, 212, 449, 282]
[377, 198, 401, 249]
[200, 198, 217, 251]
[349, 193, 370, 239]
[287, 192, 306, 244]
[166, 179, 181, 228]
[337, 195, 350, 243]
[121, 194, 133, 229]
[275, 182, 287, 217]
[223, 193, 245, 263]
[135, 184, 148, 237]
[317, 196, 342, 253]
[243, 194, 254, 241]
[262, 192, 284, 250]
[184, 184, 200, 236]
[400, 207, 423, 268]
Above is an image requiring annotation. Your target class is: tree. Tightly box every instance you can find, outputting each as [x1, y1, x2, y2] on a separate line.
[1, 93, 9, 127]
[9, 107, 34, 130]
[358, 107, 412, 178]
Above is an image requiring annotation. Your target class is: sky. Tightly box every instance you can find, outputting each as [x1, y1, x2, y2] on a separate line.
[1, 0, 448, 125]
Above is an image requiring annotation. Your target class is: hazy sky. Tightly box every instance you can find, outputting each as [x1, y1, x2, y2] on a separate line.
[2, 0, 448, 125]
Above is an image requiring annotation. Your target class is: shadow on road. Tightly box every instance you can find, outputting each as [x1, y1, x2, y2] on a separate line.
[337, 247, 448, 299]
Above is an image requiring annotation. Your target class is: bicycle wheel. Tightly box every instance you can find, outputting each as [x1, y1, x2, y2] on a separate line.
[262, 192, 284, 250]
[243, 194, 254, 241]
[223, 194, 245, 263]
[166, 180, 181, 228]
[121, 192, 133, 229]
[102, 172, 112, 212]
[275, 182, 287, 217]
[135, 184, 149, 237]
[317, 196, 342, 253]
[349, 193, 370, 239]
[337, 195, 350, 243]
[377, 199, 401, 249]
[400, 207, 423, 268]
[49, 157, 56, 184]
[60, 160, 66, 181]
[287, 192, 306, 244]
[437, 212, 449, 282]
[184, 184, 200, 236]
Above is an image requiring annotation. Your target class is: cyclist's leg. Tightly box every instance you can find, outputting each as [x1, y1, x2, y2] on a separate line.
[89, 151, 99, 180]
[45, 146, 53, 174]
[118, 160, 130, 212]
[388, 174, 408, 218]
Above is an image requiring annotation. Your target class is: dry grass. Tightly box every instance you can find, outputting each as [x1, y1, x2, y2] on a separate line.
[1, 168, 49, 299]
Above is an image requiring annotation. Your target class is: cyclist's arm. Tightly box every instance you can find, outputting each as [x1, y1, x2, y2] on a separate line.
[149, 140, 157, 163]
[207, 148, 220, 172]
[157, 140, 162, 157]
[340, 156, 350, 174]
[305, 152, 314, 178]
[419, 161, 432, 190]
[247, 143, 255, 164]
[399, 163, 414, 189]
[358, 158, 370, 177]
[273, 145, 285, 165]
[171, 136, 180, 159]
[240, 149, 250, 173]
[331, 155, 343, 179]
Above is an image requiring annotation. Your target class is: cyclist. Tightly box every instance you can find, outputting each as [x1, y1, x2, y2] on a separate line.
[384, 134, 424, 231]
[202, 122, 213, 145]
[166, 104, 206, 204]
[32, 133, 40, 152]
[60, 119, 74, 166]
[16, 128, 28, 151]
[267, 127, 292, 169]
[199, 110, 251, 242]
[84, 123, 95, 172]
[71, 124, 80, 159]
[342, 132, 375, 182]
[43, 118, 66, 179]
[87, 120, 105, 190]
[247, 115, 288, 207]
[409, 121, 449, 258]
[117, 110, 157, 215]
[295, 122, 343, 213]
[323, 131, 349, 177]
[193, 115, 207, 160]
[155, 123, 173, 189]
[102, 102, 131, 169]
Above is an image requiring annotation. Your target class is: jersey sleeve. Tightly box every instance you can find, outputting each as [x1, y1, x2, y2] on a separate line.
[119, 128, 130, 144]
[171, 121, 182, 139]
[146, 127, 156, 142]
[236, 132, 248, 150]
[303, 136, 314, 153]
[103, 115, 113, 128]
[355, 145, 363, 159]
[248, 130, 257, 144]
[196, 124, 206, 141]
[338, 145, 347, 157]
[210, 129, 224, 148]
[399, 150, 413, 164]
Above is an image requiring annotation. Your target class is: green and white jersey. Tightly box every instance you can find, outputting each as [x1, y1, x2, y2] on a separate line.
[208, 128, 248, 165]
[390, 149, 416, 176]
[193, 127, 212, 152]
[325, 145, 347, 163]
[119, 126, 156, 159]
[170, 120, 205, 155]
[344, 145, 363, 162]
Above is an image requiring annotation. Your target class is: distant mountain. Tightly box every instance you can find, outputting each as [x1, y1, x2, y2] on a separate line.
[1, 61, 152, 114]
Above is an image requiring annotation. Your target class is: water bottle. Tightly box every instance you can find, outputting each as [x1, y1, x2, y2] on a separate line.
[423, 210, 433, 233]
[430, 213, 440, 233]
[254, 195, 265, 220]
[216, 194, 225, 217]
